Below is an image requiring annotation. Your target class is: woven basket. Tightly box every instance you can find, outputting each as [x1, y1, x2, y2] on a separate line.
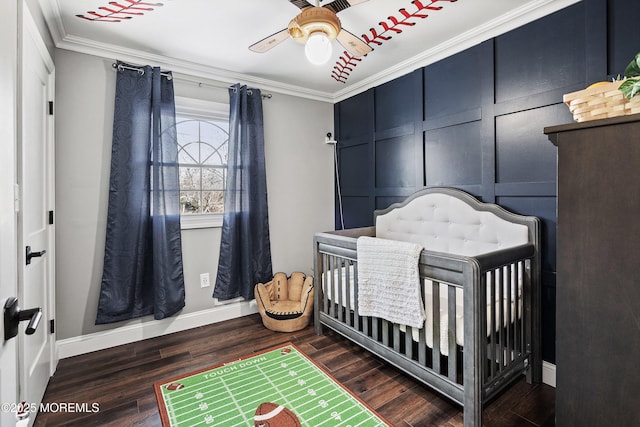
[563, 80, 640, 122]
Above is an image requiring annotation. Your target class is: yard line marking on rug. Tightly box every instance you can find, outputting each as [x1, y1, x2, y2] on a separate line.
[219, 374, 251, 425]
[255, 364, 300, 416]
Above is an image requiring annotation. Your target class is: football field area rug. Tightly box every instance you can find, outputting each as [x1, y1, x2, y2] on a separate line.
[154, 342, 391, 426]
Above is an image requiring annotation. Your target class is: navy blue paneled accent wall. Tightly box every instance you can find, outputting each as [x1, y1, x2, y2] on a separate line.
[333, 0, 640, 364]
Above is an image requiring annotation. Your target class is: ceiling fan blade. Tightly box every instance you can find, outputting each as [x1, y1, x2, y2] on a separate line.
[289, 0, 313, 10]
[249, 29, 290, 53]
[324, 0, 368, 14]
[336, 28, 373, 56]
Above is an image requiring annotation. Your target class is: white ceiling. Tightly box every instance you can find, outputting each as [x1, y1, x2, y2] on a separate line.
[42, 0, 579, 102]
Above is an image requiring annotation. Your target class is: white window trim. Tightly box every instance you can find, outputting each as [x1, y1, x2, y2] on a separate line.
[175, 96, 228, 121]
[175, 96, 228, 230]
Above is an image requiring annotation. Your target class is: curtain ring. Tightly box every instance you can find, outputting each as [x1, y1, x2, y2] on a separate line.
[115, 63, 145, 76]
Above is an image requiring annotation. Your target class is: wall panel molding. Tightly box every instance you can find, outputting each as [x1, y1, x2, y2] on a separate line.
[334, 0, 634, 364]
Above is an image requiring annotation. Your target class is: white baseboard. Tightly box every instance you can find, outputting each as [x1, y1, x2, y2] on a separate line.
[542, 361, 556, 388]
[56, 300, 258, 360]
[56, 304, 558, 389]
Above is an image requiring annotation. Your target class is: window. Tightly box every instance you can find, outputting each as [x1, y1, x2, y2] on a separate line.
[177, 118, 228, 214]
[175, 97, 229, 229]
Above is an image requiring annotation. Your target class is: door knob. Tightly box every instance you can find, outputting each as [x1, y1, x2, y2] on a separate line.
[3, 297, 42, 341]
[25, 245, 47, 265]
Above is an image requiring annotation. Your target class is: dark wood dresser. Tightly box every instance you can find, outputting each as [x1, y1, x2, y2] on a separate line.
[545, 114, 640, 426]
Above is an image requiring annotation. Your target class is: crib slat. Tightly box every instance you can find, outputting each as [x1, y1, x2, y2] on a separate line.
[393, 322, 400, 353]
[506, 264, 513, 362]
[362, 314, 369, 336]
[448, 285, 457, 382]
[489, 270, 496, 380]
[372, 316, 379, 341]
[405, 325, 413, 360]
[418, 279, 427, 365]
[382, 319, 389, 346]
[515, 261, 522, 356]
[354, 261, 360, 332]
[521, 261, 527, 358]
[432, 280, 441, 374]
[479, 273, 489, 385]
[418, 324, 427, 366]
[345, 260, 352, 327]
[329, 256, 336, 318]
[335, 256, 344, 322]
[498, 266, 505, 371]
[322, 254, 329, 314]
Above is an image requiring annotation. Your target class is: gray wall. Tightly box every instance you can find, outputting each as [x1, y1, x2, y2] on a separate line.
[55, 49, 334, 340]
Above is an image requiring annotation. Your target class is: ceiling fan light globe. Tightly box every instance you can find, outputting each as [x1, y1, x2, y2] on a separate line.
[305, 31, 332, 65]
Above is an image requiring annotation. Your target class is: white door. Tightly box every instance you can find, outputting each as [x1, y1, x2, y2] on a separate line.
[18, 6, 56, 424]
[1, 1, 19, 425]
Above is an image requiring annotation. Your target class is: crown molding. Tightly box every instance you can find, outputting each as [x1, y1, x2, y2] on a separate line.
[332, 0, 582, 102]
[38, 0, 65, 45]
[40, 0, 334, 102]
[55, 34, 335, 102]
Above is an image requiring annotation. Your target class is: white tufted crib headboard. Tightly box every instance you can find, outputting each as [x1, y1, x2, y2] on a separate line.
[375, 188, 533, 256]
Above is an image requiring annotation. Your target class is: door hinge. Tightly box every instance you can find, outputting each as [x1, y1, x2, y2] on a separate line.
[49, 210, 54, 225]
[48, 101, 54, 116]
[49, 319, 55, 334]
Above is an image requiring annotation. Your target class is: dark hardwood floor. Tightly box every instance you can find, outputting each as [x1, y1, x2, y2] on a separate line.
[35, 314, 554, 426]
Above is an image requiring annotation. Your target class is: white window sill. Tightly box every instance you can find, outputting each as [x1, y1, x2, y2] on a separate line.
[213, 297, 245, 306]
[180, 213, 224, 230]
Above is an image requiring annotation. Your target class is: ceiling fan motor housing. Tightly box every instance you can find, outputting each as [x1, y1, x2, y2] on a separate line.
[288, 7, 341, 43]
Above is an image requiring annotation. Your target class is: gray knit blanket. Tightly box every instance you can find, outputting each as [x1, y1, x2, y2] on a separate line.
[356, 236, 425, 328]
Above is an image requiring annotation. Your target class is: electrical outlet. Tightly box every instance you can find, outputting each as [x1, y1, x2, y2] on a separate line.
[200, 272, 210, 288]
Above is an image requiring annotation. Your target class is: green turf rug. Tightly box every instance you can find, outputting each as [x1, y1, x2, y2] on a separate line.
[154, 342, 391, 426]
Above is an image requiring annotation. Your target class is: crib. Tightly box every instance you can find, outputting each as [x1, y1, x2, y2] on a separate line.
[313, 187, 541, 427]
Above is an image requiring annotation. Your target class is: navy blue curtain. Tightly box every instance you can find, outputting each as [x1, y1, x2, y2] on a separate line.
[96, 61, 185, 324]
[214, 84, 272, 300]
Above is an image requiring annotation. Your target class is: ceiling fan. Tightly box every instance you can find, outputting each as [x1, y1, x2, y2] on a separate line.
[249, 0, 373, 65]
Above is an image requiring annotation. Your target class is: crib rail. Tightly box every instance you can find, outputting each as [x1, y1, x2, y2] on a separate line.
[313, 228, 538, 424]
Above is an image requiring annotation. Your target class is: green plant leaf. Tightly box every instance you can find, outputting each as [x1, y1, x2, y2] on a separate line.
[624, 52, 640, 78]
[619, 78, 640, 99]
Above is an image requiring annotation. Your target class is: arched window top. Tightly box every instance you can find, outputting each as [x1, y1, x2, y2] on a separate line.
[177, 119, 228, 166]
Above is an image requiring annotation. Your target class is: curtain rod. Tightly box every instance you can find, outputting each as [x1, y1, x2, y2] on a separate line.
[112, 62, 272, 99]
[174, 74, 273, 99]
